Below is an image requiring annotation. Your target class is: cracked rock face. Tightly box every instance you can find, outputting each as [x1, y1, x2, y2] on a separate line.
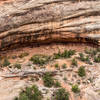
[0, 0, 100, 50]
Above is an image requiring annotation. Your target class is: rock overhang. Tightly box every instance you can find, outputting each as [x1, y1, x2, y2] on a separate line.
[0, 0, 100, 50]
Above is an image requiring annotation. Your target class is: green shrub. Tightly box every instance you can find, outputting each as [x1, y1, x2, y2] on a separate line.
[55, 63, 59, 69]
[14, 97, 18, 100]
[85, 56, 89, 61]
[54, 81, 61, 87]
[94, 55, 100, 63]
[3, 58, 10, 67]
[84, 48, 91, 54]
[63, 77, 67, 82]
[72, 84, 80, 93]
[14, 85, 43, 100]
[53, 88, 69, 100]
[62, 49, 75, 58]
[79, 53, 90, 63]
[53, 50, 75, 59]
[43, 72, 54, 87]
[78, 66, 86, 77]
[97, 48, 100, 52]
[85, 48, 97, 56]
[62, 64, 67, 69]
[30, 55, 51, 66]
[85, 56, 91, 64]
[14, 63, 21, 69]
[79, 53, 85, 61]
[71, 59, 77, 66]
[91, 50, 97, 56]
[53, 50, 62, 59]
[19, 52, 29, 58]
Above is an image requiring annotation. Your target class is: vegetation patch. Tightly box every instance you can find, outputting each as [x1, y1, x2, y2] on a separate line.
[30, 54, 51, 66]
[43, 72, 55, 88]
[79, 53, 91, 64]
[19, 52, 29, 58]
[14, 63, 21, 69]
[71, 58, 77, 66]
[85, 48, 97, 56]
[54, 81, 61, 88]
[2, 58, 10, 67]
[55, 63, 59, 69]
[14, 85, 43, 100]
[53, 50, 75, 59]
[29, 50, 75, 66]
[53, 88, 69, 100]
[62, 63, 67, 69]
[94, 55, 100, 63]
[78, 66, 86, 77]
[72, 84, 80, 93]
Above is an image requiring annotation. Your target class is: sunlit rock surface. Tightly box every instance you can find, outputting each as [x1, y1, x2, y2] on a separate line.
[0, 0, 100, 50]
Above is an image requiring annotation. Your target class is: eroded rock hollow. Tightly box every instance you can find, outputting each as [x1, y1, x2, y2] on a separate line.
[0, 0, 100, 50]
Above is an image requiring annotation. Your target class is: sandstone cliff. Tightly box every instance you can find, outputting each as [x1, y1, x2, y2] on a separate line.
[1, 1, 100, 100]
[0, 0, 100, 50]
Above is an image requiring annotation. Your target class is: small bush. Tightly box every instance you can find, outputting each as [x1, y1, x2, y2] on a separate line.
[63, 77, 67, 82]
[71, 59, 77, 66]
[30, 55, 51, 66]
[55, 63, 59, 69]
[62, 64, 67, 69]
[85, 56, 89, 61]
[53, 88, 69, 100]
[79, 53, 84, 61]
[53, 50, 62, 59]
[19, 52, 29, 58]
[94, 55, 100, 63]
[43, 72, 54, 87]
[79, 53, 87, 62]
[14, 63, 21, 69]
[78, 66, 86, 77]
[61, 50, 75, 58]
[85, 48, 97, 56]
[91, 50, 97, 56]
[14, 85, 43, 100]
[72, 84, 80, 93]
[3, 58, 10, 67]
[79, 53, 90, 63]
[53, 50, 75, 59]
[54, 81, 61, 87]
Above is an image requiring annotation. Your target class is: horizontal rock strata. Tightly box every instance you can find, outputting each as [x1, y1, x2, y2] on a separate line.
[0, 0, 100, 50]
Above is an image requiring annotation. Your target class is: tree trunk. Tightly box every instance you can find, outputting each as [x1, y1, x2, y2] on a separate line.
[0, 0, 100, 50]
